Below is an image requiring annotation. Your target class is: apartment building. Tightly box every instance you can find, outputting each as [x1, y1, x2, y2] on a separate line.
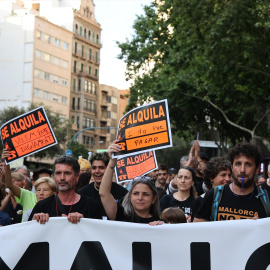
[0, 0, 128, 154]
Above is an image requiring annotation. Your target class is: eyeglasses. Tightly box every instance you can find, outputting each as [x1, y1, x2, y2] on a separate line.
[133, 176, 153, 181]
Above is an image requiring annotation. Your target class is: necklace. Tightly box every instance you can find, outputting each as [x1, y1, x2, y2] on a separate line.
[56, 194, 76, 216]
[231, 182, 255, 199]
[94, 183, 99, 191]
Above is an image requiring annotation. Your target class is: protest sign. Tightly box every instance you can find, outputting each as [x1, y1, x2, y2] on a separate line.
[113, 99, 172, 158]
[115, 150, 157, 182]
[0, 218, 269, 270]
[0, 107, 57, 164]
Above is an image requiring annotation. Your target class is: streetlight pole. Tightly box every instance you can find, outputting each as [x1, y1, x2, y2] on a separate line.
[67, 127, 118, 151]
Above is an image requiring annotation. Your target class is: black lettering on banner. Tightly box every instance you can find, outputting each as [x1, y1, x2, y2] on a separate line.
[132, 242, 152, 270]
[0, 257, 10, 270]
[0, 242, 49, 270]
[70, 241, 112, 270]
[245, 242, 270, 270]
[190, 242, 211, 270]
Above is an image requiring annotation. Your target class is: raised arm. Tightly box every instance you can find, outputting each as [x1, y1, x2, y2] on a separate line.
[194, 140, 207, 171]
[99, 141, 121, 220]
[2, 149, 21, 199]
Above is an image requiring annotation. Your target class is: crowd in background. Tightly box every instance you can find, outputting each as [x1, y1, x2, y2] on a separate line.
[0, 140, 270, 227]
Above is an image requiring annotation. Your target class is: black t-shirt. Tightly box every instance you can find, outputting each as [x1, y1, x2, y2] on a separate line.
[191, 195, 203, 222]
[28, 195, 102, 221]
[78, 182, 128, 216]
[116, 204, 159, 224]
[160, 194, 195, 215]
[195, 184, 267, 221]
[3, 199, 23, 224]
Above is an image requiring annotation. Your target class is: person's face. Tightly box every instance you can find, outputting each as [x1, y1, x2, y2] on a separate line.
[130, 183, 157, 214]
[16, 168, 28, 177]
[91, 160, 106, 185]
[157, 169, 168, 185]
[13, 180, 23, 188]
[257, 177, 266, 186]
[231, 156, 258, 188]
[212, 169, 232, 187]
[35, 182, 55, 201]
[80, 168, 90, 174]
[54, 164, 78, 192]
[197, 159, 207, 176]
[176, 169, 194, 192]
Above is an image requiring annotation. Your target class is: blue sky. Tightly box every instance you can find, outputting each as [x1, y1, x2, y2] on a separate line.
[94, 0, 153, 89]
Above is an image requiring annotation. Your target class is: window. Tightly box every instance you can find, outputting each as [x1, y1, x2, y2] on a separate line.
[111, 96, 117, 105]
[74, 61, 77, 73]
[52, 94, 59, 102]
[89, 49, 92, 60]
[34, 88, 40, 97]
[78, 79, 81, 91]
[77, 98, 80, 110]
[96, 34, 99, 44]
[89, 66, 91, 75]
[44, 91, 50, 100]
[63, 42, 69, 50]
[75, 24, 78, 34]
[34, 69, 40, 77]
[82, 45, 84, 57]
[52, 75, 59, 84]
[75, 42, 77, 54]
[44, 72, 50, 80]
[84, 29, 87, 38]
[71, 116, 75, 124]
[80, 26, 82, 36]
[81, 63, 84, 72]
[73, 78, 76, 91]
[95, 69, 98, 77]
[88, 31, 91, 40]
[55, 38, 60, 46]
[92, 83, 96, 94]
[62, 96, 67, 104]
[88, 81, 92, 92]
[84, 80, 88, 92]
[36, 31, 41, 39]
[96, 52, 99, 63]
[44, 34, 51, 43]
[72, 98, 75, 110]
[44, 53, 50, 62]
[77, 116, 80, 129]
[92, 32, 95, 43]
[62, 79, 68, 87]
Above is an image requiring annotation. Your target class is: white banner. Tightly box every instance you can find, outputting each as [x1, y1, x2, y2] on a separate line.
[0, 217, 270, 270]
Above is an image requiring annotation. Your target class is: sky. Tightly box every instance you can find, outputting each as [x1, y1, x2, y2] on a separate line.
[94, 0, 153, 89]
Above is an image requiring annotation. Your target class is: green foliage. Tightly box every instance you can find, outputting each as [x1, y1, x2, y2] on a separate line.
[155, 135, 192, 169]
[0, 104, 71, 159]
[118, 0, 270, 151]
[70, 141, 89, 160]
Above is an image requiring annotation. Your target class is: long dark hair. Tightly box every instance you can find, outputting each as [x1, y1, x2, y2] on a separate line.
[122, 178, 160, 218]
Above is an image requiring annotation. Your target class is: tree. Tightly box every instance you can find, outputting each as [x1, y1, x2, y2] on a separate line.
[0, 104, 71, 159]
[70, 141, 89, 160]
[118, 0, 270, 154]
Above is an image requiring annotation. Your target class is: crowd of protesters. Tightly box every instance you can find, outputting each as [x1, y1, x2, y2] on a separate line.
[0, 139, 270, 227]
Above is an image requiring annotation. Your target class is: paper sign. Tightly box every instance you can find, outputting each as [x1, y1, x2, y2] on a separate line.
[1, 107, 57, 164]
[113, 99, 172, 158]
[115, 150, 158, 182]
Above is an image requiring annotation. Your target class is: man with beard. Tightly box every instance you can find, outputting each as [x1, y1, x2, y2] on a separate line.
[77, 152, 128, 218]
[28, 155, 102, 224]
[194, 142, 270, 222]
